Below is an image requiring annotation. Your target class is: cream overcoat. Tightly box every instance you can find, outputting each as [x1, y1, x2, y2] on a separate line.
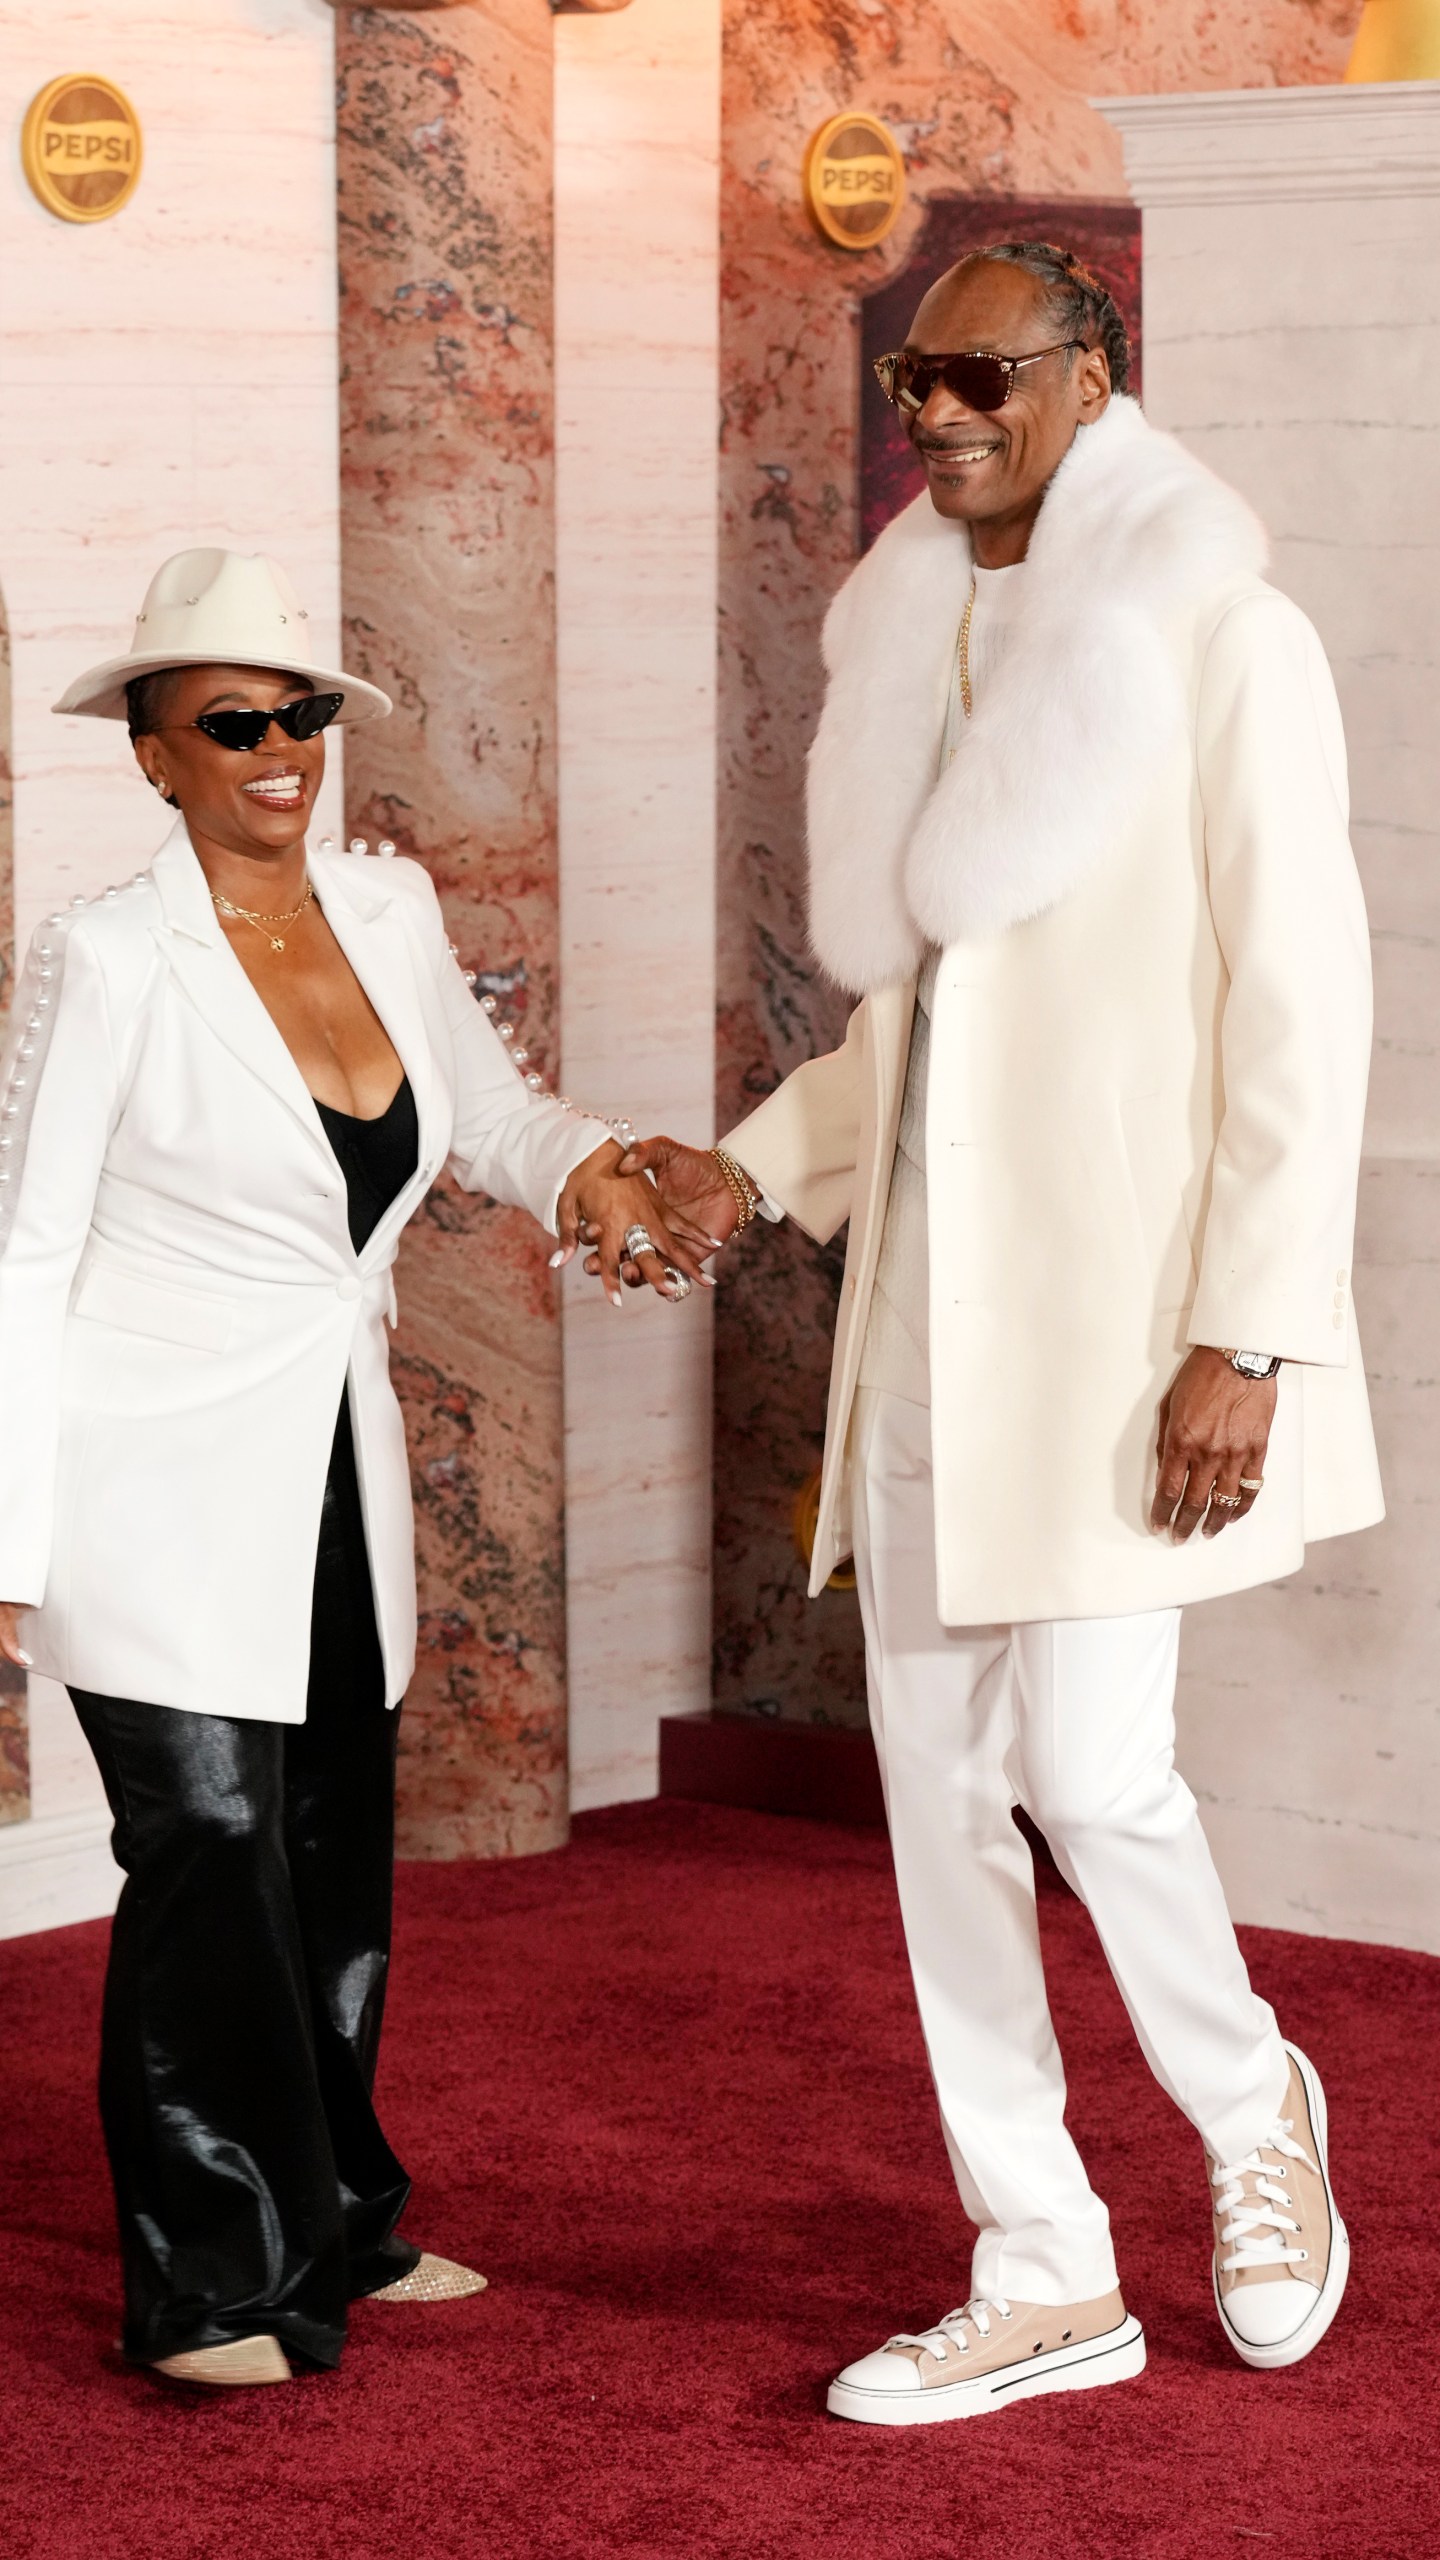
[727, 398, 1383, 1623]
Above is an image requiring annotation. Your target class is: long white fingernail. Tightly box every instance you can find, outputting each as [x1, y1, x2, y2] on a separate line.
[16, 1650, 32, 1668]
[548, 1248, 568, 1268]
[699, 1273, 716, 1287]
[608, 1290, 622, 1308]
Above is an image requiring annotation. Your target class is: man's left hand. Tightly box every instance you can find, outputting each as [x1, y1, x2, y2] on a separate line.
[1150, 1346, 1277, 1542]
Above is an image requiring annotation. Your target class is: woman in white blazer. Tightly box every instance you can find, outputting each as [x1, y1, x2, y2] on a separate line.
[0, 549, 701, 2389]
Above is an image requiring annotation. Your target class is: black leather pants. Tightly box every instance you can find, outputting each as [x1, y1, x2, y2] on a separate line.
[69, 1400, 421, 2367]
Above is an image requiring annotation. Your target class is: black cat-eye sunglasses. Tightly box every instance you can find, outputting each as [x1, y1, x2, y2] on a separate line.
[159, 691, 345, 753]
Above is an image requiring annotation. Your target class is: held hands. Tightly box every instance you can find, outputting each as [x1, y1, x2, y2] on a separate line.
[575, 1136, 746, 1293]
[553, 1139, 716, 1308]
[1151, 1347, 1277, 1542]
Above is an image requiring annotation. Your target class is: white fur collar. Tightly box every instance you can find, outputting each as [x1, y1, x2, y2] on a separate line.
[806, 396, 1267, 993]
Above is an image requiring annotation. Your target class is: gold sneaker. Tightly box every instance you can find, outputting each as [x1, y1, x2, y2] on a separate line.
[1210, 2040, 1349, 2369]
[827, 2289, 1145, 2427]
[151, 2334, 291, 2387]
[367, 2251, 488, 2303]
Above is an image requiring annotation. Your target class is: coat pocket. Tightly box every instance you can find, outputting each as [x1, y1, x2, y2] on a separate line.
[71, 1263, 235, 1353]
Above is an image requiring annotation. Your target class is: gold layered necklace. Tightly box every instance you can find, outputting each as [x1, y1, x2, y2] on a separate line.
[211, 878, 314, 954]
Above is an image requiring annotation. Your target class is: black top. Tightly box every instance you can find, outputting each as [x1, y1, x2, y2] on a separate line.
[314, 1076, 420, 1252]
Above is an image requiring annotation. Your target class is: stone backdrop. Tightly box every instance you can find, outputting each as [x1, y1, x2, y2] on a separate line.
[336, 0, 569, 1858]
[0, 596, 21, 1823]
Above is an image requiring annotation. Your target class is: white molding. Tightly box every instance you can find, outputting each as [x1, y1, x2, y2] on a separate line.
[1094, 79, 1440, 205]
[0, 1807, 120, 1940]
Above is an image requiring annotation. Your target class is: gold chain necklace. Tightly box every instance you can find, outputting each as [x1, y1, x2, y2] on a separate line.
[211, 878, 314, 954]
[957, 574, 977, 721]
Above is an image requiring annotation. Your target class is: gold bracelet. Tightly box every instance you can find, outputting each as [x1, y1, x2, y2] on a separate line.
[710, 1146, 760, 1232]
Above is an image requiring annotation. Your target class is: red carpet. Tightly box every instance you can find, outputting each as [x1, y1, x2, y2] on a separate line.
[0, 1799, 1435, 2560]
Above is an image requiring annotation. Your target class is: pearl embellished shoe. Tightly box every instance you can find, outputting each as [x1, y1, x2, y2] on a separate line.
[367, 2251, 488, 2304]
[1210, 2040, 1348, 2369]
[151, 2334, 292, 2387]
[827, 2289, 1145, 2426]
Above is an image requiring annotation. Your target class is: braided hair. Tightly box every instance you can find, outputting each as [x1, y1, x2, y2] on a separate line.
[125, 669, 183, 742]
[968, 240, 1131, 395]
[125, 669, 185, 805]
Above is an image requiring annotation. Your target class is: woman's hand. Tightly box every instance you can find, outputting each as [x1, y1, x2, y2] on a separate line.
[1150, 1347, 1278, 1542]
[554, 1140, 712, 1309]
[0, 1604, 31, 1671]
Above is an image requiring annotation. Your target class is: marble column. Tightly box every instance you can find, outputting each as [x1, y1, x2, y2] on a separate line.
[336, 0, 569, 1859]
[1098, 80, 1440, 1953]
[554, 0, 721, 1809]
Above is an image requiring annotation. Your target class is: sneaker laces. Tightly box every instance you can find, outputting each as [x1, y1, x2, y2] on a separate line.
[887, 2296, 1013, 2363]
[1212, 2117, 1314, 2275]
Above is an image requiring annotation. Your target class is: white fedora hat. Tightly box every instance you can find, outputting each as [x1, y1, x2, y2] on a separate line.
[52, 548, 393, 724]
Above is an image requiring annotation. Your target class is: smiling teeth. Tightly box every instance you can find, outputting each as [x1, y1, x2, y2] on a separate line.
[243, 774, 303, 800]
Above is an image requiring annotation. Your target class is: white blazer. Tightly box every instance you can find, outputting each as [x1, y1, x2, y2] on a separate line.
[0, 823, 607, 1721]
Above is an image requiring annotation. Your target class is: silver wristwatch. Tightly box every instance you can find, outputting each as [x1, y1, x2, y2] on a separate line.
[1221, 1348, 1282, 1381]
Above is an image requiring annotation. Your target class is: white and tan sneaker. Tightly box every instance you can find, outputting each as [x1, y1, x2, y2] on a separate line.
[1210, 2039, 1349, 2370]
[826, 2290, 1145, 2427]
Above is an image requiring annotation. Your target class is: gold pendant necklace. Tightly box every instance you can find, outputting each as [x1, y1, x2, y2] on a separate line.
[211, 878, 314, 955]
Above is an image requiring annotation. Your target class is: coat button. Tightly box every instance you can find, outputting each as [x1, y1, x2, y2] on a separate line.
[337, 1276, 361, 1302]
[1332, 1312, 1344, 1329]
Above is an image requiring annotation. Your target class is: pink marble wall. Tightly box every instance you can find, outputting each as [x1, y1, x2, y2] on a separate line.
[0, 602, 11, 1035]
[713, 0, 1357, 1725]
[0, 596, 23, 1823]
[335, 1, 568, 1858]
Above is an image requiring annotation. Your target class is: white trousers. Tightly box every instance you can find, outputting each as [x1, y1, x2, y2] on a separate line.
[851, 1388, 1290, 2306]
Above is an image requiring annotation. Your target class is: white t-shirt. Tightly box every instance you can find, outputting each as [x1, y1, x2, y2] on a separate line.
[857, 560, 1026, 1407]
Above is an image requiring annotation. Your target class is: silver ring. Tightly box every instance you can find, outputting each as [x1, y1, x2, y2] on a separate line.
[1211, 1492, 1242, 1511]
[664, 1266, 691, 1301]
[623, 1223, 658, 1261]
[1239, 1477, 1264, 1493]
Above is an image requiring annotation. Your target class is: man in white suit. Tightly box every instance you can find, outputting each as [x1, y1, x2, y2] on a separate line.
[618, 242, 1381, 2423]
